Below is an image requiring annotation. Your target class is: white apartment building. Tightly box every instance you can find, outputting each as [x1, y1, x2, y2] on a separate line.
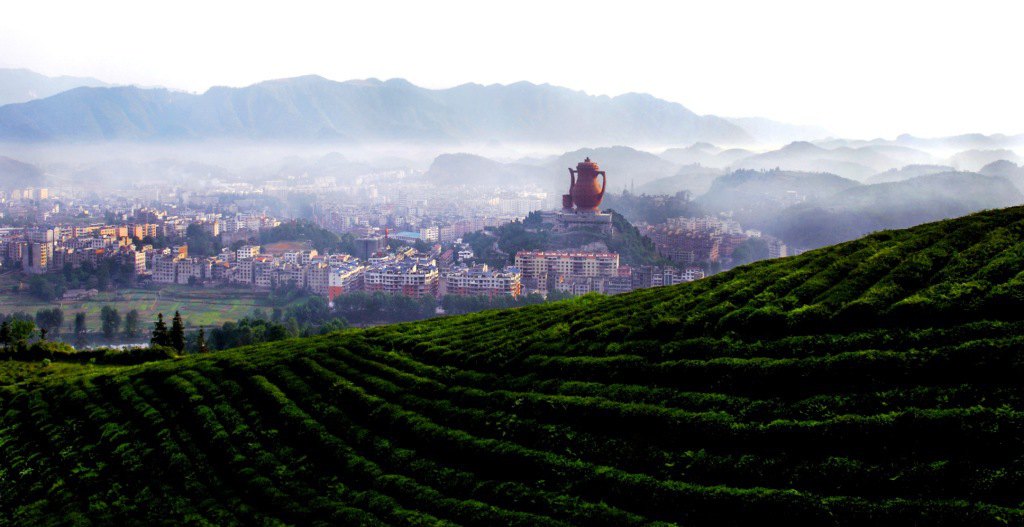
[175, 258, 212, 285]
[327, 262, 366, 300]
[514, 250, 619, 283]
[122, 249, 147, 276]
[364, 262, 438, 298]
[767, 238, 788, 259]
[441, 264, 522, 298]
[419, 226, 439, 242]
[231, 259, 254, 284]
[152, 254, 178, 284]
[305, 262, 331, 296]
[21, 241, 53, 274]
[236, 245, 261, 261]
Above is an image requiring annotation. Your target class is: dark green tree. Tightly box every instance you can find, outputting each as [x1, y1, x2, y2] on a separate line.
[34, 307, 64, 337]
[196, 328, 209, 353]
[151, 313, 170, 347]
[0, 320, 10, 350]
[100, 306, 121, 340]
[74, 312, 87, 347]
[8, 319, 36, 344]
[731, 237, 770, 266]
[96, 264, 111, 290]
[124, 309, 141, 338]
[185, 224, 222, 257]
[170, 311, 185, 352]
[27, 275, 58, 301]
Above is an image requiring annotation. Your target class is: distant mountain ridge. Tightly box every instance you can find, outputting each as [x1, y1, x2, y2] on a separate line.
[762, 171, 1024, 249]
[0, 68, 109, 106]
[0, 156, 45, 190]
[729, 141, 938, 181]
[0, 75, 758, 144]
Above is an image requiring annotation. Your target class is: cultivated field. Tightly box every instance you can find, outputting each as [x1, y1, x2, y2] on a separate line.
[0, 275, 270, 331]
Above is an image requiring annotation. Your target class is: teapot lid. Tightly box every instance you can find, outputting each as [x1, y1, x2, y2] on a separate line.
[576, 157, 600, 171]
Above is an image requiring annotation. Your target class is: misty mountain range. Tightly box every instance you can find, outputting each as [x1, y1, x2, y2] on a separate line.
[3, 68, 1022, 155]
[0, 69, 845, 145]
[0, 73, 766, 145]
[768, 171, 1024, 248]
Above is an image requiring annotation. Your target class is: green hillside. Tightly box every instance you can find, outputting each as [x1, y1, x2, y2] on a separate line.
[5, 206, 1024, 525]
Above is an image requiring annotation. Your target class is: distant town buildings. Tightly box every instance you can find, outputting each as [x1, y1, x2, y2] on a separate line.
[0, 163, 798, 312]
[645, 215, 787, 268]
[515, 250, 620, 294]
[363, 259, 439, 298]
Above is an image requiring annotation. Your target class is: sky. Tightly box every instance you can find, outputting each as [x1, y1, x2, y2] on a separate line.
[0, 0, 1020, 139]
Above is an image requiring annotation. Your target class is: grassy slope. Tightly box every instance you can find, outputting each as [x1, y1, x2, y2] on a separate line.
[5, 206, 1024, 525]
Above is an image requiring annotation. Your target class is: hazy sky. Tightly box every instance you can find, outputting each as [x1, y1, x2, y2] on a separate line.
[1, 0, 1020, 139]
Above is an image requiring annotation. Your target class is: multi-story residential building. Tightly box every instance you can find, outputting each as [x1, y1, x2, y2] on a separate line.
[680, 266, 706, 282]
[665, 216, 742, 235]
[354, 237, 384, 260]
[5, 239, 24, 264]
[199, 220, 220, 237]
[21, 241, 52, 274]
[419, 226, 439, 242]
[210, 261, 231, 281]
[327, 262, 366, 301]
[767, 237, 788, 259]
[437, 249, 455, 268]
[498, 196, 547, 217]
[441, 264, 522, 298]
[554, 276, 598, 296]
[252, 257, 276, 289]
[231, 259, 254, 284]
[598, 275, 634, 295]
[364, 261, 438, 298]
[27, 227, 59, 244]
[627, 265, 706, 289]
[129, 223, 159, 239]
[98, 225, 129, 238]
[305, 262, 331, 296]
[514, 250, 619, 291]
[276, 263, 305, 288]
[236, 245, 261, 261]
[152, 254, 179, 284]
[175, 258, 212, 284]
[650, 230, 721, 264]
[119, 248, 147, 276]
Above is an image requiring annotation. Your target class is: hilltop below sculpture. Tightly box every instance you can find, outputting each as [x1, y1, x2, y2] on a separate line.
[564, 157, 607, 213]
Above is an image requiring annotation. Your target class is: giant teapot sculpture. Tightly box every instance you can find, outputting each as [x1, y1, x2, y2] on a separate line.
[568, 157, 607, 212]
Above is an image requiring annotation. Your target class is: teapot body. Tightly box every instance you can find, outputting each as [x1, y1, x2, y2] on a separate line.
[568, 158, 606, 212]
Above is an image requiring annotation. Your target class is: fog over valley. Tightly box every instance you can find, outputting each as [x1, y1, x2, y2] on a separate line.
[1, 73, 1021, 254]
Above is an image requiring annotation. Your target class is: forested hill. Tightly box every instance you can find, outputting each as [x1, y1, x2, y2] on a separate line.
[6, 206, 1024, 525]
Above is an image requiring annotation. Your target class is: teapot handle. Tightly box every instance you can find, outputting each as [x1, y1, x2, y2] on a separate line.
[598, 171, 607, 201]
[568, 168, 577, 191]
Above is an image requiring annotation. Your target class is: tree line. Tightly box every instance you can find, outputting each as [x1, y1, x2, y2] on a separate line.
[0, 307, 143, 349]
[23, 259, 137, 301]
